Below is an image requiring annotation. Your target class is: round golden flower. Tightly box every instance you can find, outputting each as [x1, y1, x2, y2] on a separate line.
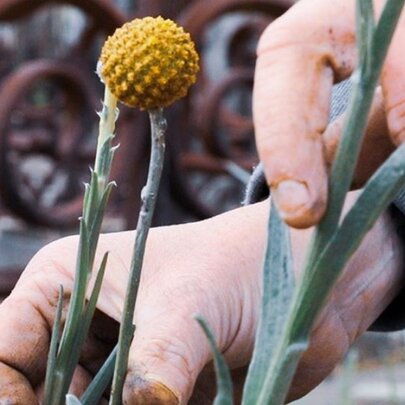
[99, 16, 199, 110]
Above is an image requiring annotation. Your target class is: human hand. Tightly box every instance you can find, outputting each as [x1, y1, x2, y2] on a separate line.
[254, 0, 405, 228]
[0, 197, 402, 404]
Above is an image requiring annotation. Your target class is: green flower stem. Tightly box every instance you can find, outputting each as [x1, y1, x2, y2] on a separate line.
[110, 108, 167, 405]
[43, 88, 118, 405]
[61, 87, 117, 343]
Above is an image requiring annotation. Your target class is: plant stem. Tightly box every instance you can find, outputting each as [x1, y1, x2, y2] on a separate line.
[109, 108, 167, 405]
[43, 87, 118, 405]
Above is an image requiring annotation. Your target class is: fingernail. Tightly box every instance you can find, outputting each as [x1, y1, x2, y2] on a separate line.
[274, 180, 310, 214]
[124, 373, 180, 405]
[273, 180, 317, 228]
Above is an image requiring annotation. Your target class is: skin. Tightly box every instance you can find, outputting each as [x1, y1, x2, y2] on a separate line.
[0, 0, 405, 403]
[0, 196, 403, 404]
[255, 0, 405, 227]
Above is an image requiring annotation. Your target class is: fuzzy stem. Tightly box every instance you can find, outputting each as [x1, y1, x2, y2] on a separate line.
[109, 109, 167, 405]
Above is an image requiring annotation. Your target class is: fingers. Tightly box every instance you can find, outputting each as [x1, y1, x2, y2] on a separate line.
[122, 263, 227, 404]
[0, 233, 123, 403]
[254, 0, 357, 228]
[323, 87, 395, 187]
[120, 203, 268, 404]
[381, 5, 405, 145]
[0, 362, 38, 404]
[287, 194, 404, 401]
[0, 238, 76, 401]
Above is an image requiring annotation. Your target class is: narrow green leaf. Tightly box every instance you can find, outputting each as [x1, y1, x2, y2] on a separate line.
[242, 200, 294, 404]
[81, 345, 118, 405]
[43, 285, 64, 404]
[83, 252, 109, 331]
[373, 0, 405, 67]
[82, 183, 91, 215]
[83, 170, 99, 222]
[97, 135, 115, 181]
[195, 315, 233, 405]
[58, 218, 90, 352]
[66, 394, 83, 405]
[59, 252, 109, 398]
[307, 0, 404, 271]
[88, 182, 116, 256]
[356, 0, 374, 72]
[291, 143, 405, 340]
[245, 5, 405, 405]
[257, 341, 307, 405]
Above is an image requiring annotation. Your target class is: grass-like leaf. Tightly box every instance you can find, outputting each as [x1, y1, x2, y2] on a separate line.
[373, 0, 405, 65]
[59, 252, 109, 398]
[306, 0, 405, 270]
[83, 252, 109, 329]
[96, 135, 115, 184]
[242, 200, 294, 404]
[194, 315, 233, 405]
[43, 88, 118, 405]
[356, 0, 374, 72]
[88, 181, 116, 255]
[243, 4, 405, 403]
[257, 342, 308, 405]
[255, 142, 405, 405]
[43, 285, 64, 404]
[81, 345, 118, 405]
[82, 170, 99, 222]
[290, 143, 405, 338]
[57, 218, 90, 360]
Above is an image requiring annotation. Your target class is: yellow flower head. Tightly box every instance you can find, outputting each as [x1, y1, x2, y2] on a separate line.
[99, 16, 199, 110]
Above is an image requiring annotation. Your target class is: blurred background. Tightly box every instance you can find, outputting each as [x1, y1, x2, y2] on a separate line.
[0, 0, 403, 403]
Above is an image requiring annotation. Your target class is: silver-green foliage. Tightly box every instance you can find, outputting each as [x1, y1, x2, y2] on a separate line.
[43, 88, 118, 405]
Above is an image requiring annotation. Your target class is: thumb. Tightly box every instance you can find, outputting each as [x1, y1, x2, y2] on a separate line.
[117, 205, 266, 404]
[123, 308, 212, 404]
